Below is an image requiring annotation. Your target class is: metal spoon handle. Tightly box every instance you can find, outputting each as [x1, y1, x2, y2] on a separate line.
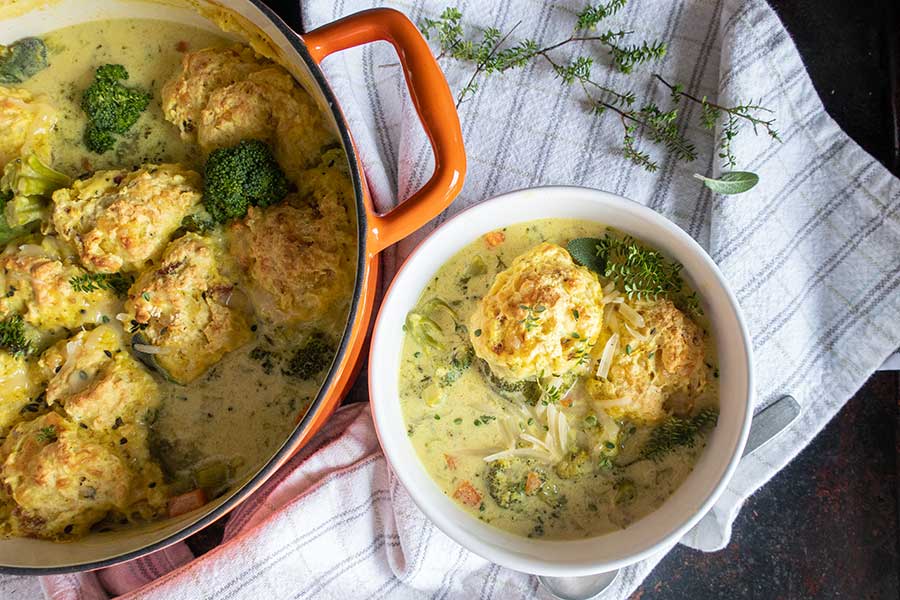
[538, 395, 802, 600]
[742, 394, 801, 458]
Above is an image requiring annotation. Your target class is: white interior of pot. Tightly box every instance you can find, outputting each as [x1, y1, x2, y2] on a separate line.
[370, 187, 753, 577]
[0, 0, 351, 570]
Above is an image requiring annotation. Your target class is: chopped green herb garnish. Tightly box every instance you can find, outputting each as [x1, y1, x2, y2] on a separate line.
[36, 425, 57, 443]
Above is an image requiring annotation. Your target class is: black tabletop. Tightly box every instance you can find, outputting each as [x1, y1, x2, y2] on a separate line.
[193, 2, 900, 597]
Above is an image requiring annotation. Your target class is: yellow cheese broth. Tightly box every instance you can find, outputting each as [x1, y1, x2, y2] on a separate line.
[399, 219, 717, 539]
[17, 19, 347, 499]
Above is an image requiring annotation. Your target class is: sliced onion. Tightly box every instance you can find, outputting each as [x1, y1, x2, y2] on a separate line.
[622, 322, 647, 343]
[596, 333, 619, 379]
[618, 302, 646, 328]
[556, 407, 569, 455]
[604, 306, 620, 335]
[133, 343, 165, 355]
[602, 290, 621, 304]
[594, 397, 632, 408]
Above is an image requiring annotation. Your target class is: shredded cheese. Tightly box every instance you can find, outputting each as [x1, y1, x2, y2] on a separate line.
[596, 333, 619, 379]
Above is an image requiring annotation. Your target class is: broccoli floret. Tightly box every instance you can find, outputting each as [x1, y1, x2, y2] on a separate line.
[0, 314, 33, 356]
[180, 211, 217, 234]
[439, 345, 474, 387]
[249, 346, 276, 375]
[476, 358, 541, 403]
[284, 331, 336, 380]
[614, 478, 636, 505]
[485, 458, 527, 509]
[554, 449, 590, 480]
[83, 125, 117, 154]
[0, 153, 70, 234]
[0, 37, 48, 84]
[203, 140, 289, 223]
[81, 64, 151, 154]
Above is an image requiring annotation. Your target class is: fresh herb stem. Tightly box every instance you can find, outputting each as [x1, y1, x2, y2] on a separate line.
[420, 4, 779, 190]
[653, 74, 780, 169]
[68, 272, 133, 297]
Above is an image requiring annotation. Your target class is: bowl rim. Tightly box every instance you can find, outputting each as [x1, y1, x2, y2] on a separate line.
[369, 185, 754, 576]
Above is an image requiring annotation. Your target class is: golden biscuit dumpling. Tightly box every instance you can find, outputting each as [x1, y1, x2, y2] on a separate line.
[0, 412, 132, 538]
[161, 45, 268, 140]
[586, 300, 708, 423]
[125, 233, 252, 384]
[39, 324, 160, 431]
[228, 182, 355, 326]
[161, 46, 335, 179]
[51, 164, 202, 273]
[469, 242, 605, 381]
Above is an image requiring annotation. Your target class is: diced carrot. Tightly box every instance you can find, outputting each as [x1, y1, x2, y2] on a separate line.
[484, 231, 505, 248]
[167, 489, 207, 518]
[452, 480, 482, 507]
[525, 471, 543, 495]
[444, 453, 458, 470]
[560, 396, 573, 408]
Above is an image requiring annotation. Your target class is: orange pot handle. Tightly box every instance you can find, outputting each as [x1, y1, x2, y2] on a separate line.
[303, 8, 466, 254]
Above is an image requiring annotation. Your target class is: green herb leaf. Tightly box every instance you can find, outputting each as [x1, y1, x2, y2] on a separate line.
[566, 237, 606, 273]
[692, 171, 759, 195]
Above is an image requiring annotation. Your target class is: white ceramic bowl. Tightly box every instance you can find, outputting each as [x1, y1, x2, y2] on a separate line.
[369, 186, 753, 576]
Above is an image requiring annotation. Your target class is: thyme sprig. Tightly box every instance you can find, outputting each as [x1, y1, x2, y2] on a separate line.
[654, 74, 780, 169]
[568, 233, 703, 317]
[420, 3, 779, 190]
[420, 4, 666, 106]
[69, 272, 133, 297]
[0, 314, 32, 356]
[640, 407, 719, 462]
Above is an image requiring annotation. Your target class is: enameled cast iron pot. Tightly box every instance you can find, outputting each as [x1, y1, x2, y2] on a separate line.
[0, 0, 465, 573]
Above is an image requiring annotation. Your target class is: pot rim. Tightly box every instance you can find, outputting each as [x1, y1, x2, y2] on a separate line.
[0, 0, 370, 575]
[369, 185, 754, 577]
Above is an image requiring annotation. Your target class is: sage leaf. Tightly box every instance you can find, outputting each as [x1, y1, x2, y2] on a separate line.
[567, 238, 606, 274]
[692, 171, 759, 195]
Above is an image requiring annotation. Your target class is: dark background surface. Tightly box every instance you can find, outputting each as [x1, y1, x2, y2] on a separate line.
[190, 1, 900, 597]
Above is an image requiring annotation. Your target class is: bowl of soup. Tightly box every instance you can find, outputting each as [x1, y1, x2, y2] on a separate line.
[369, 186, 752, 576]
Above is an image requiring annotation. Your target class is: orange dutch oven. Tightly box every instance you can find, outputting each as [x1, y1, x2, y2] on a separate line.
[0, 0, 464, 573]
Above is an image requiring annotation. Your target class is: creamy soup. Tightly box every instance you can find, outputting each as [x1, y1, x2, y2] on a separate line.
[399, 219, 718, 539]
[0, 18, 355, 539]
